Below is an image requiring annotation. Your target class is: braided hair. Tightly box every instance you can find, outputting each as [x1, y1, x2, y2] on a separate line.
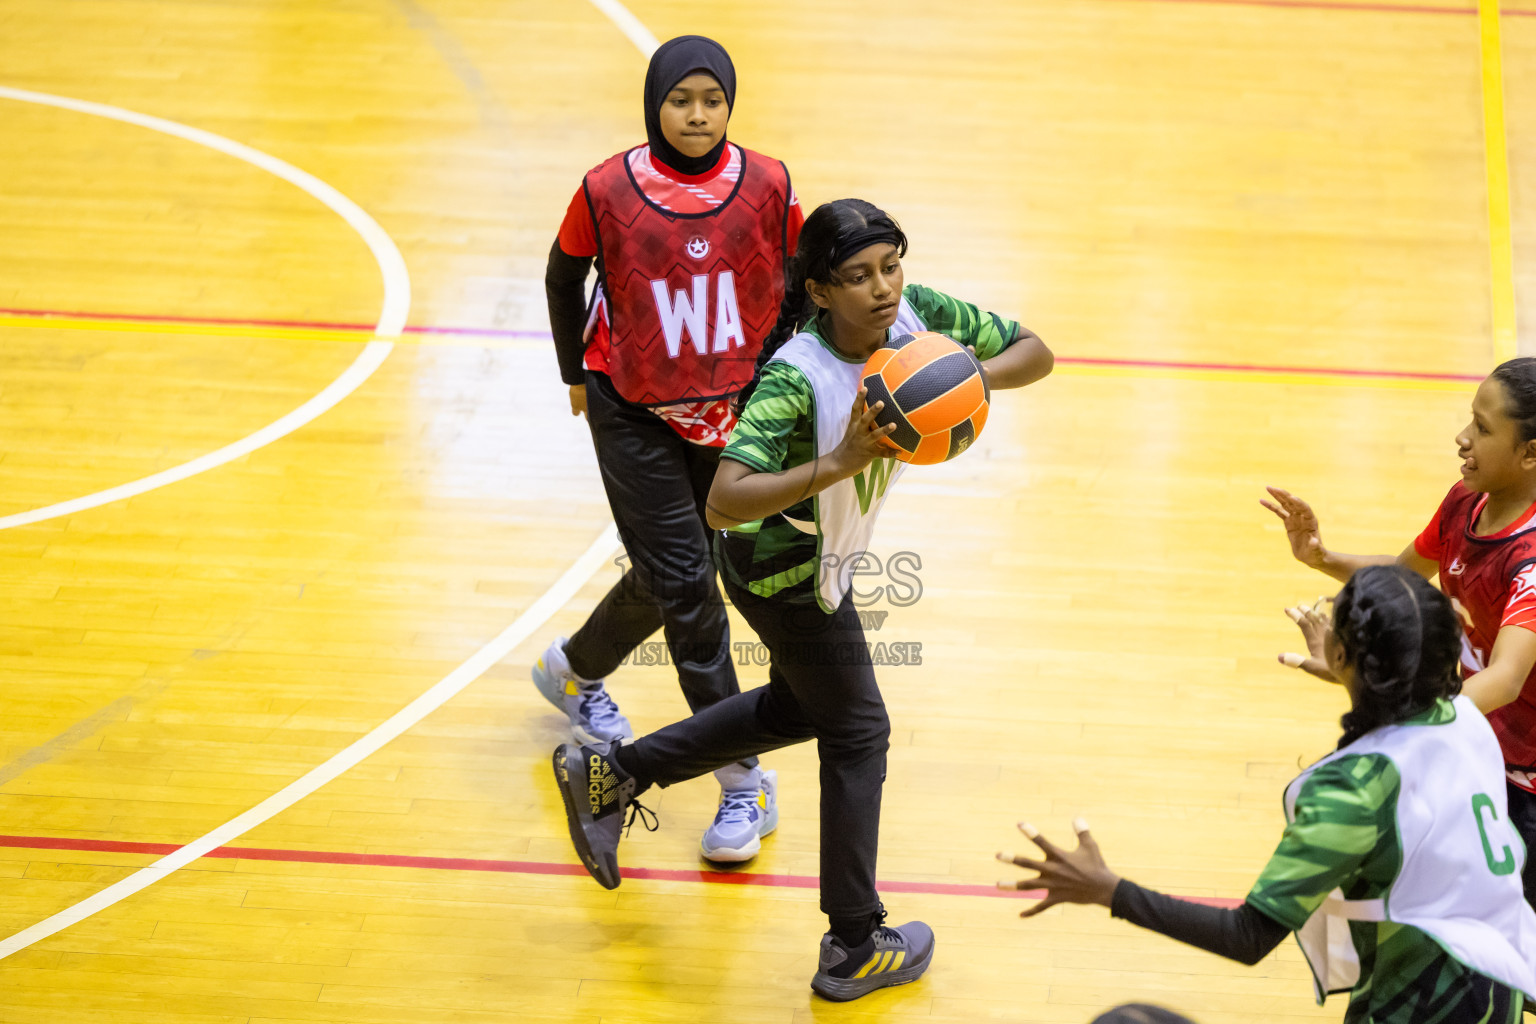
[1331, 565, 1462, 748]
[732, 199, 908, 415]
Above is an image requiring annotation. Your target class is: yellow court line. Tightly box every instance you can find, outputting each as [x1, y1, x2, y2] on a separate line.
[1055, 362, 1476, 392]
[1478, 0, 1518, 362]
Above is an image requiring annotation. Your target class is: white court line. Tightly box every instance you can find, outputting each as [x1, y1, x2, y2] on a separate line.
[0, 85, 410, 532]
[585, 0, 659, 55]
[0, 0, 659, 958]
[0, 523, 620, 960]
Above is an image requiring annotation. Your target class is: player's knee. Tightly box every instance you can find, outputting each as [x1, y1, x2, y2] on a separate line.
[820, 706, 889, 761]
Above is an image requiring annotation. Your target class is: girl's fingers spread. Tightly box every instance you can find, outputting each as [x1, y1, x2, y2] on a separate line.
[1001, 855, 1047, 871]
[1025, 830, 1064, 858]
[1019, 896, 1060, 919]
[996, 849, 1049, 870]
[1284, 606, 1304, 623]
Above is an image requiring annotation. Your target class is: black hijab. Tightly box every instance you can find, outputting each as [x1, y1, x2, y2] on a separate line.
[643, 35, 736, 176]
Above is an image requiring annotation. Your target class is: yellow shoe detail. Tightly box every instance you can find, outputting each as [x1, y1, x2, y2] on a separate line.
[564, 679, 579, 697]
[888, 950, 904, 972]
[853, 950, 890, 979]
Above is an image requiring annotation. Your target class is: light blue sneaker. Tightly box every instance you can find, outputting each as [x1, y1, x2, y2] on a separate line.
[532, 637, 633, 746]
[700, 764, 778, 863]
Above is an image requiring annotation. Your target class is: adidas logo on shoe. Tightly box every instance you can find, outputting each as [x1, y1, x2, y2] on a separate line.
[588, 752, 624, 817]
[553, 741, 654, 891]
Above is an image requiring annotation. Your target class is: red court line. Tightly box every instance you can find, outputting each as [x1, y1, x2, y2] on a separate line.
[0, 834, 1243, 907]
[0, 305, 547, 340]
[0, 305, 1481, 385]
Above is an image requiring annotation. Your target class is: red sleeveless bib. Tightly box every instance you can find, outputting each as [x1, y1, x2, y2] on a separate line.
[582, 144, 791, 406]
[1429, 483, 1536, 773]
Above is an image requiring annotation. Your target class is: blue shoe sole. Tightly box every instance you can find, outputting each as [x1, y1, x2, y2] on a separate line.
[700, 803, 779, 863]
[700, 771, 778, 863]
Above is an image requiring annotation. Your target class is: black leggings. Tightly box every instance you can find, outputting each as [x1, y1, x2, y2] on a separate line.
[1508, 780, 1536, 909]
[564, 371, 741, 715]
[621, 580, 890, 923]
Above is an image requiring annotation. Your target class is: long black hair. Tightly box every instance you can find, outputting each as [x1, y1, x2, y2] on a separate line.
[1489, 357, 1536, 444]
[732, 199, 908, 414]
[1331, 565, 1462, 748]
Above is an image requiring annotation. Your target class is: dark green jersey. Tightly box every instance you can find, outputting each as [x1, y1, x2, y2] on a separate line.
[1246, 701, 1525, 1023]
[717, 284, 1021, 603]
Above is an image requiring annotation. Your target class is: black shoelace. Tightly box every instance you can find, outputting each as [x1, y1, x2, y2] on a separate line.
[623, 798, 659, 837]
[870, 905, 902, 944]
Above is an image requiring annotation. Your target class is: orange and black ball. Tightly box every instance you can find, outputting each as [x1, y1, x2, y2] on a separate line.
[861, 331, 990, 465]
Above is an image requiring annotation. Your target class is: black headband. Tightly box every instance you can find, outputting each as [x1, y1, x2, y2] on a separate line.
[831, 227, 902, 269]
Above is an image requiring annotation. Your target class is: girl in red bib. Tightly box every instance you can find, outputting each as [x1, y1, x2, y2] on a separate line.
[1262, 358, 1536, 907]
[532, 36, 803, 865]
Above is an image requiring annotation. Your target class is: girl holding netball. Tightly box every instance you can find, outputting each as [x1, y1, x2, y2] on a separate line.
[534, 36, 803, 863]
[1262, 358, 1536, 907]
[552, 198, 1052, 1000]
[1002, 566, 1536, 1022]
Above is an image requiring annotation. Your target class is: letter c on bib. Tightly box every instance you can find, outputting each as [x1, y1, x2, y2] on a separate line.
[1472, 792, 1517, 876]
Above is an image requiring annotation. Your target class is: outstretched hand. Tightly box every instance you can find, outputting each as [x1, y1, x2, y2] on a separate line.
[1260, 486, 1327, 569]
[997, 818, 1120, 918]
[1279, 598, 1338, 682]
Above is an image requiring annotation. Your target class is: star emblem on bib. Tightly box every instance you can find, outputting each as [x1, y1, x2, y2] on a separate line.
[685, 236, 710, 260]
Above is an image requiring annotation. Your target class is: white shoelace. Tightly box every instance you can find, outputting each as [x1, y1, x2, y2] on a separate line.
[715, 787, 759, 825]
[578, 687, 626, 731]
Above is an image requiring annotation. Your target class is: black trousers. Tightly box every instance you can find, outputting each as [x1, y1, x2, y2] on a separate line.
[565, 372, 741, 715]
[624, 578, 890, 923]
[1508, 780, 1536, 908]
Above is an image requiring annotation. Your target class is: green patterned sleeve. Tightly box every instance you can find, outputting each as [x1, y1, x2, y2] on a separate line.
[1244, 754, 1400, 931]
[723, 360, 814, 474]
[902, 283, 1021, 361]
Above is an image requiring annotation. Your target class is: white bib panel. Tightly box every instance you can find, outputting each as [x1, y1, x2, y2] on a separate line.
[1285, 696, 1536, 1004]
[769, 299, 925, 611]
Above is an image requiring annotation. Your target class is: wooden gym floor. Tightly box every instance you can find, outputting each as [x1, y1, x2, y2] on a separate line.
[0, 1, 1532, 1021]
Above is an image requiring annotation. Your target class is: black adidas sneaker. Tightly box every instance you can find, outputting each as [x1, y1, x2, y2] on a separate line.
[810, 915, 935, 1001]
[552, 740, 650, 889]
